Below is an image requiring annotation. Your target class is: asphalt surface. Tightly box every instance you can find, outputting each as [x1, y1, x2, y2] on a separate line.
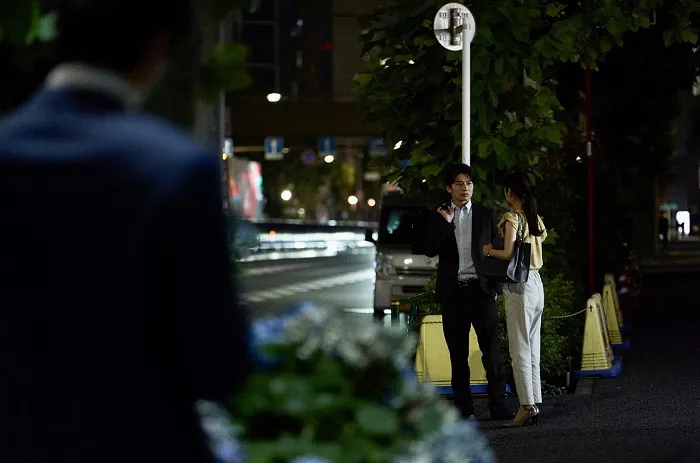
[237, 248, 386, 330]
[480, 270, 700, 463]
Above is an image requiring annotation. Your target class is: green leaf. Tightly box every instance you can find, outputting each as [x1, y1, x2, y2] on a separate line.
[544, 228, 559, 245]
[492, 139, 508, 156]
[414, 35, 434, 46]
[36, 12, 56, 42]
[599, 37, 612, 54]
[544, 125, 562, 144]
[502, 122, 523, 138]
[512, 27, 530, 43]
[662, 29, 675, 46]
[681, 28, 698, 44]
[354, 73, 372, 86]
[421, 164, 442, 177]
[477, 139, 492, 157]
[197, 42, 252, 102]
[546, 3, 566, 17]
[488, 87, 499, 108]
[355, 404, 400, 436]
[494, 56, 504, 76]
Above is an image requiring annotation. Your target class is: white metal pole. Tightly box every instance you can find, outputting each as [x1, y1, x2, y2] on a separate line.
[462, 29, 470, 166]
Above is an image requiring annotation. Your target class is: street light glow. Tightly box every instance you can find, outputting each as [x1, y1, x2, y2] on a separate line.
[348, 195, 359, 206]
[281, 190, 292, 201]
[324, 154, 335, 163]
[222, 153, 228, 161]
[267, 92, 282, 103]
[394, 140, 403, 150]
[367, 198, 376, 207]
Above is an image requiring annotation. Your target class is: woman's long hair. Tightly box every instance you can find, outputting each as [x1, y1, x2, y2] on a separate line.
[503, 172, 544, 237]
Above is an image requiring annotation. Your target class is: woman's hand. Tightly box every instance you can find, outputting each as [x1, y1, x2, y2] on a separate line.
[437, 205, 454, 222]
[482, 243, 493, 257]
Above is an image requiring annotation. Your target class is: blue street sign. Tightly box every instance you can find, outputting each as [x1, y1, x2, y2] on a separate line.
[264, 137, 284, 161]
[318, 136, 336, 156]
[301, 149, 316, 164]
[369, 136, 387, 157]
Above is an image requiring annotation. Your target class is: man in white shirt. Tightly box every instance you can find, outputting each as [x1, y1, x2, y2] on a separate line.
[414, 164, 514, 421]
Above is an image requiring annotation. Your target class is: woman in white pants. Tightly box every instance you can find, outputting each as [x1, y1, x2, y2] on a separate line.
[482, 173, 547, 427]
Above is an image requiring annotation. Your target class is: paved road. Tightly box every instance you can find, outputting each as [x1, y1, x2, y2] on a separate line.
[237, 248, 384, 330]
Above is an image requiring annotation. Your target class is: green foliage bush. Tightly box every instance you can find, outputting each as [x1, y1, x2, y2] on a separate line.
[407, 273, 582, 385]
[230, 306, 495, 462]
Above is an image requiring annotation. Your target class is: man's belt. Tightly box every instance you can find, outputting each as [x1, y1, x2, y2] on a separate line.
[457, 277, 478, 287]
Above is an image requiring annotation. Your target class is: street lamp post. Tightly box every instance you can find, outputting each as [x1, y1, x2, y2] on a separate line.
[434, 3, 476, 166]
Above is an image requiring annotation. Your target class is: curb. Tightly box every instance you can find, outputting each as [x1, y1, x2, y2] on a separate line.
[574, 377, 596, 395]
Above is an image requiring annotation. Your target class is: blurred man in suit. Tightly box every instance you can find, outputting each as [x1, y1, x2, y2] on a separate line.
[0, 1, 251, 461]
[412, 164, 514, 421]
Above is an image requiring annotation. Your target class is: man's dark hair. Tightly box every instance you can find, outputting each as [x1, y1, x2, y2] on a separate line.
[443, 163, 475, 187]
[55, 0, 196, 73]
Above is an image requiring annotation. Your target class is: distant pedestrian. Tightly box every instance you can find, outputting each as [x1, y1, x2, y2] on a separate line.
[658, 212, 669, 250]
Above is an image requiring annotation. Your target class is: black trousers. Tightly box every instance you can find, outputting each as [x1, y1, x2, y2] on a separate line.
[441, 280, 507, 416]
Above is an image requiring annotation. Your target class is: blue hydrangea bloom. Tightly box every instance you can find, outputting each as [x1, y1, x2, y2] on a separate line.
[249, 301, 320, 368]
[289, 456, 331, 463]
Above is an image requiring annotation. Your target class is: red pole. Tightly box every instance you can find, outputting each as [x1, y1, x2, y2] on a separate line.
[585, 0, 594, 294]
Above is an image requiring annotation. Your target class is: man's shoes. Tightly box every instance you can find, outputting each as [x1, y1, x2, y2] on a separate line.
[489, 404, 516, 421]
[458, 408, 476, 421]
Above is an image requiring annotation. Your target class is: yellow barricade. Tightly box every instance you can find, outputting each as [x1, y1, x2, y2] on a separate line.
[603, 273, 625, 328]
[414, 315, 487, 392]
[580, 295, 614, 372]
[602, 282, 623, 345]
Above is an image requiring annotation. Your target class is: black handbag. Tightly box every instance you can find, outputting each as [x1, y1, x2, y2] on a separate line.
[479, 212, 531, 283]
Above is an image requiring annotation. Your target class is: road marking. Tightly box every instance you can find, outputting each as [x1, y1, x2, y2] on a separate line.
[241, 269, 375, 303]
[238, 245, 374, 263]
[342, 308, 393, 314]
[240, 263, 308, 277]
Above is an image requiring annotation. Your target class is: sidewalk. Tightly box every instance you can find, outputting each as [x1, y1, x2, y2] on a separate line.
[478, 271, 700, 463]
[643, 240, 700, 274]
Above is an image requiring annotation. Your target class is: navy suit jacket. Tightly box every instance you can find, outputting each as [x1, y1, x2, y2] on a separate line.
[413, 202, 502, 302]
[0, 88, 250, 462]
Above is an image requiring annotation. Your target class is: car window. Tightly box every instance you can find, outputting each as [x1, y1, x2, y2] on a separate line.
[378, 206, 423, 245]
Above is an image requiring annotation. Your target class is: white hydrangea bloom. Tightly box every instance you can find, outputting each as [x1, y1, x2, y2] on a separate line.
[394, 421, 495, 463]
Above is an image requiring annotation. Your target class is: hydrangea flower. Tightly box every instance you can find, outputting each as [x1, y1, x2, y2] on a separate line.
[249, 301, 320, 368]
[281, 302, 417, 370]
[196, 400, 245, 463]
[289, 456, 331, 463]
[394, 420, 495, 463]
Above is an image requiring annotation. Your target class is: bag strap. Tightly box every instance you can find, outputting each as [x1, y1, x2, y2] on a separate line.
[515, 212, 525, 241]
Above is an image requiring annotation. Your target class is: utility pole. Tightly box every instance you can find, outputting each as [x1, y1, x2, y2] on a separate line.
[584, 0, 594, 294]
[194, 16, 231, 211]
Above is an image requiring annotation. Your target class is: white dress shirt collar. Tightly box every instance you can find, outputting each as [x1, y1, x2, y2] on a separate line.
[451, 200, 472, 213]
[44, 63, 144, 111]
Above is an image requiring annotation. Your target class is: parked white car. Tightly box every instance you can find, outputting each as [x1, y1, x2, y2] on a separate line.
[366, 191, 438, 318]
